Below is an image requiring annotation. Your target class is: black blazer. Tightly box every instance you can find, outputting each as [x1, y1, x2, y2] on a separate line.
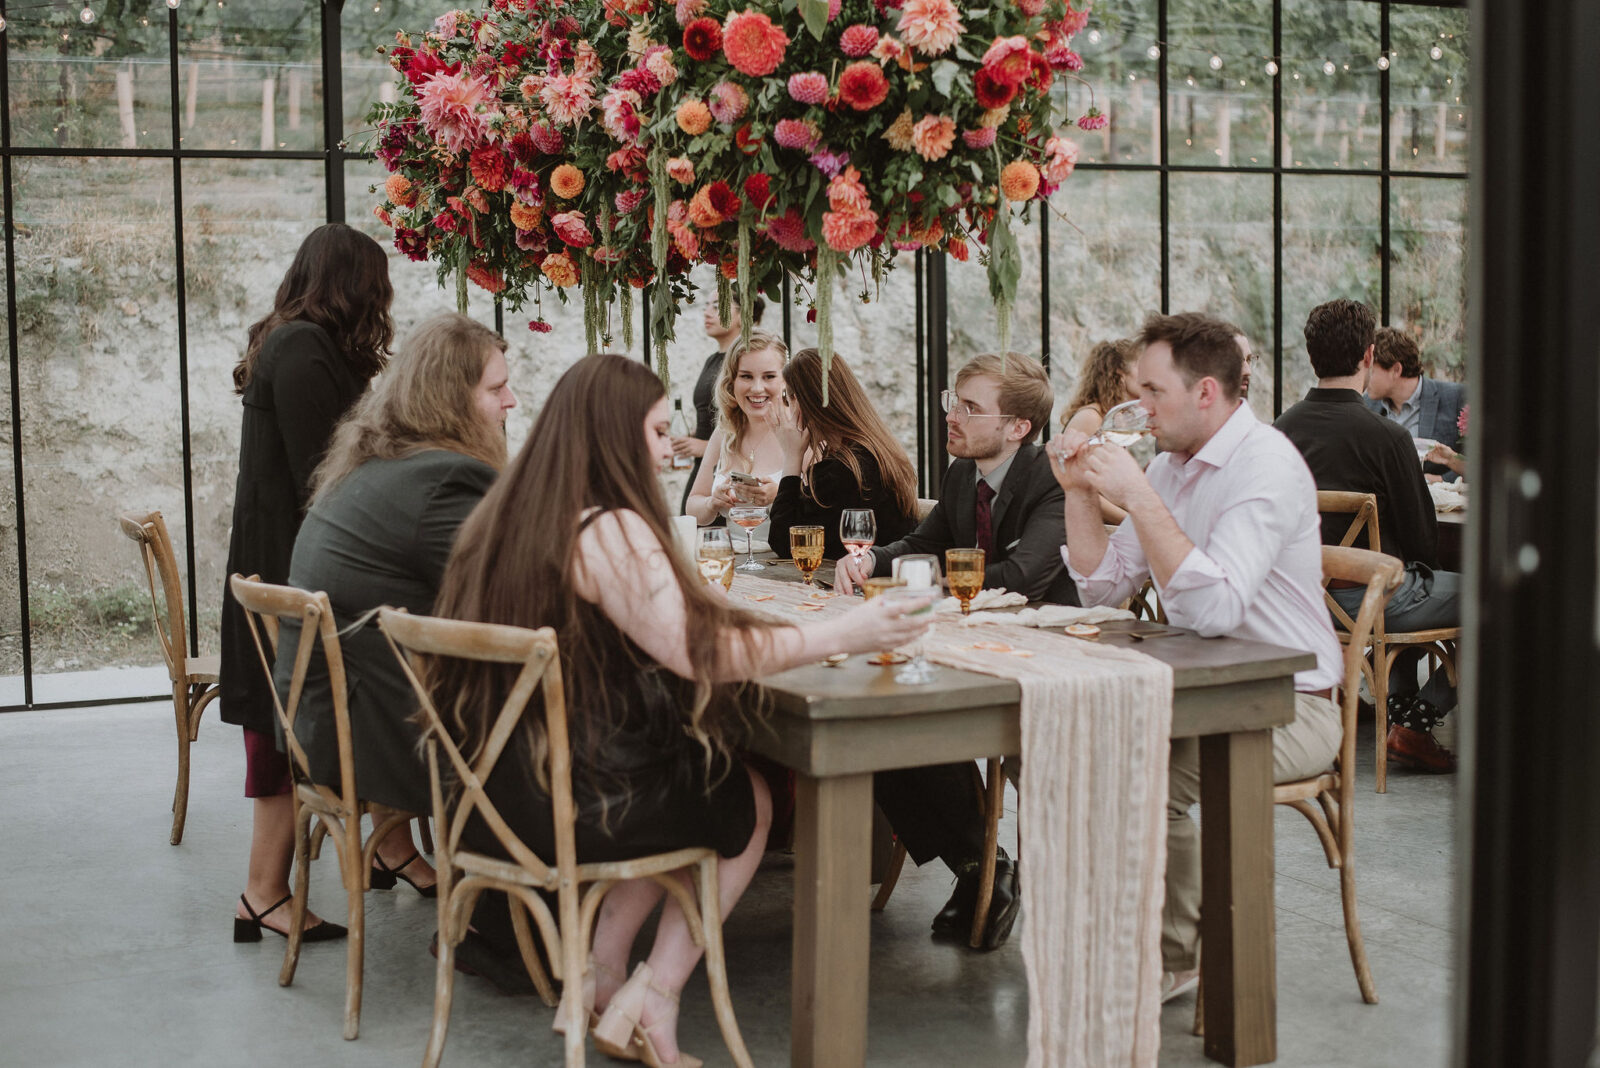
[219, 321, 367, 733]
[768, 445, 917, 560]
[275, 450, 497, 813]
[869, 443, 1077, 604]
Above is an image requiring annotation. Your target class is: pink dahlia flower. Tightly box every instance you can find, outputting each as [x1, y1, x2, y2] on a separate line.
[539, 73, 595, 126]
[788, 72, 830, 105]
[897, 0, 964, 56]
[723, 9, 790, 77]
[1040, 136, 1080, 182]
[840, 24, 878, 57]
[709, 81, 749, 124]
[961, 127, 997, 149]
[911, 114, 956, 161]
[774, 118, 821, 151]
[417, 71, 494, 154]
[551, 211, 594, 248]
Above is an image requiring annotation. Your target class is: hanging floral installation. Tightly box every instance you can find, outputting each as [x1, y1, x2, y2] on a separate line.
[366, 0, 1095, 393]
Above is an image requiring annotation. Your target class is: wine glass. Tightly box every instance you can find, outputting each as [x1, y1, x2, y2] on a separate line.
[728, 504, 769, 571]
[885, 554, 942, 685]
[1088, 399, 1153, 447]
[945, 548, 985, 615]
[790, 526, 825, 585]
[840, 509, 877, 573]
[696, 528, 734, 591]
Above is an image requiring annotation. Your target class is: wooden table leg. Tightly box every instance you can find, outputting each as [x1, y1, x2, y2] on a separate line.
[791, 771, 873, 1068]
[1198, 728, 1277, 1066]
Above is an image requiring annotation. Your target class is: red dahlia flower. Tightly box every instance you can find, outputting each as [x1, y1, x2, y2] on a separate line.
[838, 60, 890, 110]
[682, 17, 723, 62]
[743, 173, 774, 210]
[973, 67, 1017, 109]
[722, 10, 790, 77]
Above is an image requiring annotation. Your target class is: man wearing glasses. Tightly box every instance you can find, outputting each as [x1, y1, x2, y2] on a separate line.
[834, 351, 1073, 951]
[834, 351, 1077, 605]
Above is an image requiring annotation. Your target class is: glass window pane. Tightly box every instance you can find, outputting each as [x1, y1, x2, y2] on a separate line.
[1068, 0, 1160, 167]
[348, 159, 586, 454]
[182, 160, 327, 657]
[1282, 0, 1381, 171]
[1045, 171, 1161, 428]
[1168, 172, 1275, 418]
[1390, 178, 1468, 382]
[176, 2, 323, 152]
[0, 224, 20, 704]
[13, 158, 182, 701]
[1280, 175, 1380, 404]
[1168, 0, 1273, 169]
[7, 3, 173, 151]
[946, 218, 1044, 384]
[1390, 5, 1470, 174]
[787, 255, 923, 469]
[342, 1, 442, 145]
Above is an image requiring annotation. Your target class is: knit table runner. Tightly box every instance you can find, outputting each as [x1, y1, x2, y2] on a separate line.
[734, 576, 1174, 1067]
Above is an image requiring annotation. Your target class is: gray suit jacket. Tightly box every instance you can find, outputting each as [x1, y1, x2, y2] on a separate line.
[1365, 376, 1467, 480]
[868, 443, 1078, 604]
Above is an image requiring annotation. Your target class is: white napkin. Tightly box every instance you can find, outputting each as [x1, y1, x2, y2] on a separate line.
[958, 603, 1136, 628]
[1429, 481, 1468, 512]
[933, 588, 1028, 614]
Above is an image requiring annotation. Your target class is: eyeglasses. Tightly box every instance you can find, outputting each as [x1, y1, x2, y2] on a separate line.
[940, 390, 1014, 422]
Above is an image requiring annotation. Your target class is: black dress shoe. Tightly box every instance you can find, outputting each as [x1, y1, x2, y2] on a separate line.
[233, 893, 348, 943]
[931, 853, 1020, 950]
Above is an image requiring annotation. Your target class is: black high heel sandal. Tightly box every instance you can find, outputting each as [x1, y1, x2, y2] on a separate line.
[371, 851, 438, 899]
[233, 893, 348, 943]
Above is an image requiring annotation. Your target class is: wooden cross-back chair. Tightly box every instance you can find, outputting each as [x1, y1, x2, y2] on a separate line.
[378, 608, 755, 1068]
[118, 510, 220, 845]
[229, 575, 418, 1041]
[1195, 545, 1401, 1037]
[1317, 491, 1461, 792]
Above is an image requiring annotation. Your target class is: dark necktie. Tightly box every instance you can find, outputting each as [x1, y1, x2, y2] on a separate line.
[976, 480, 997, 559]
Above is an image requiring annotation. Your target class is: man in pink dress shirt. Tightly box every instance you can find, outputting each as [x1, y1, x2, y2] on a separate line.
[1048, 311, 1345, 1002]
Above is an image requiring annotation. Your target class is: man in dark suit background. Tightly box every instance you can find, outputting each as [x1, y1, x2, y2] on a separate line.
[1364, 327, 1467, 482]
[835, 350, 1076, 604]
[834, 351, 1068, 951]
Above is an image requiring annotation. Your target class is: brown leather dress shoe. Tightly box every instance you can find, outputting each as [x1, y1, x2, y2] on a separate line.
[1386, 725, 1457, 773]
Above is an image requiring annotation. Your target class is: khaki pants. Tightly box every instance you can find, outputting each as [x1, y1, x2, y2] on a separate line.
[1161, 691, 1342, 971]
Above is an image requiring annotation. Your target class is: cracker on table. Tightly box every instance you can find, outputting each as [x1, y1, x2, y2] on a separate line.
[747, 594, 775, 602]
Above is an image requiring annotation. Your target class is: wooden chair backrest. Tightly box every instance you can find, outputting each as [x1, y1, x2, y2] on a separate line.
[228, 574, 358, 808]
[378, 609, 570, 896]
[915, 498, 938, 522]
[1317, 490, 1382, 553]
[1320, 546, 1403, 797]
[118, 510, 189, 683]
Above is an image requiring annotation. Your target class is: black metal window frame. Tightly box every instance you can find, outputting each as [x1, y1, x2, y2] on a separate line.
[0, 0, 1467, 710]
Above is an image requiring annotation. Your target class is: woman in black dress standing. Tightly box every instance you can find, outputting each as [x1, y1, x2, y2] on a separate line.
[428, 354, 931, 1065]
[220, 223, 394, 940]
[766, 348, 920, 560]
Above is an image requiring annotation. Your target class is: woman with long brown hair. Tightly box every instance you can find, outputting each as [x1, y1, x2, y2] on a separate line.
[1063, 338, 1140, 524]
[767, 348, 919, 560]
[430, 353, 931, 1066]
[1062, 338, 1140, 436]
[682, 330, 788, 537]
[219, 222, 393, 942]
[264, 313, 517, 911]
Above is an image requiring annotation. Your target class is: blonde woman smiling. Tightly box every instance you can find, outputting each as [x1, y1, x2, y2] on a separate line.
[683, 331, 791, 540]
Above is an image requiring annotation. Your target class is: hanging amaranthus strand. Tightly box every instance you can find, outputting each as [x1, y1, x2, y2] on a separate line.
[455, 248, 469, 315]
[717, 270, 733, 329]
[648, 146, 674, 388]
[816, 246, 837, 407]
[737, 220, 753, 351]
[620, 284, 634, 351]
[582, 258, 601, 356]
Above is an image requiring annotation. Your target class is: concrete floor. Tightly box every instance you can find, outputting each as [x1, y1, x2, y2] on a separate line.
[0, 702, 1456, 1067]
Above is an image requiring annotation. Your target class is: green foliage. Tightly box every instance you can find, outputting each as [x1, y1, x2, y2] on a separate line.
[29, 581, 155, 641]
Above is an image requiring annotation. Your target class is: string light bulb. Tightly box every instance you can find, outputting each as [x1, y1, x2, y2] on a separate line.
[1322, 60, 1336, 76]
[1086, 29, 1101, 44]
[1208, 55, 1223, 71]
[1430, 45, 1443, 61]
[1146, 44, 1161, 60]
[0, 15, 8, 31]
[1377, 55, 1390, 71]
[168, 0, 182, 8]
[79, 5, 96, 24]
[1265, 60, 1279, 76]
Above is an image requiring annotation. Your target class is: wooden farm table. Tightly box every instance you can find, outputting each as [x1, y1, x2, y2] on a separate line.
[748, 611, 1313, 1068]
